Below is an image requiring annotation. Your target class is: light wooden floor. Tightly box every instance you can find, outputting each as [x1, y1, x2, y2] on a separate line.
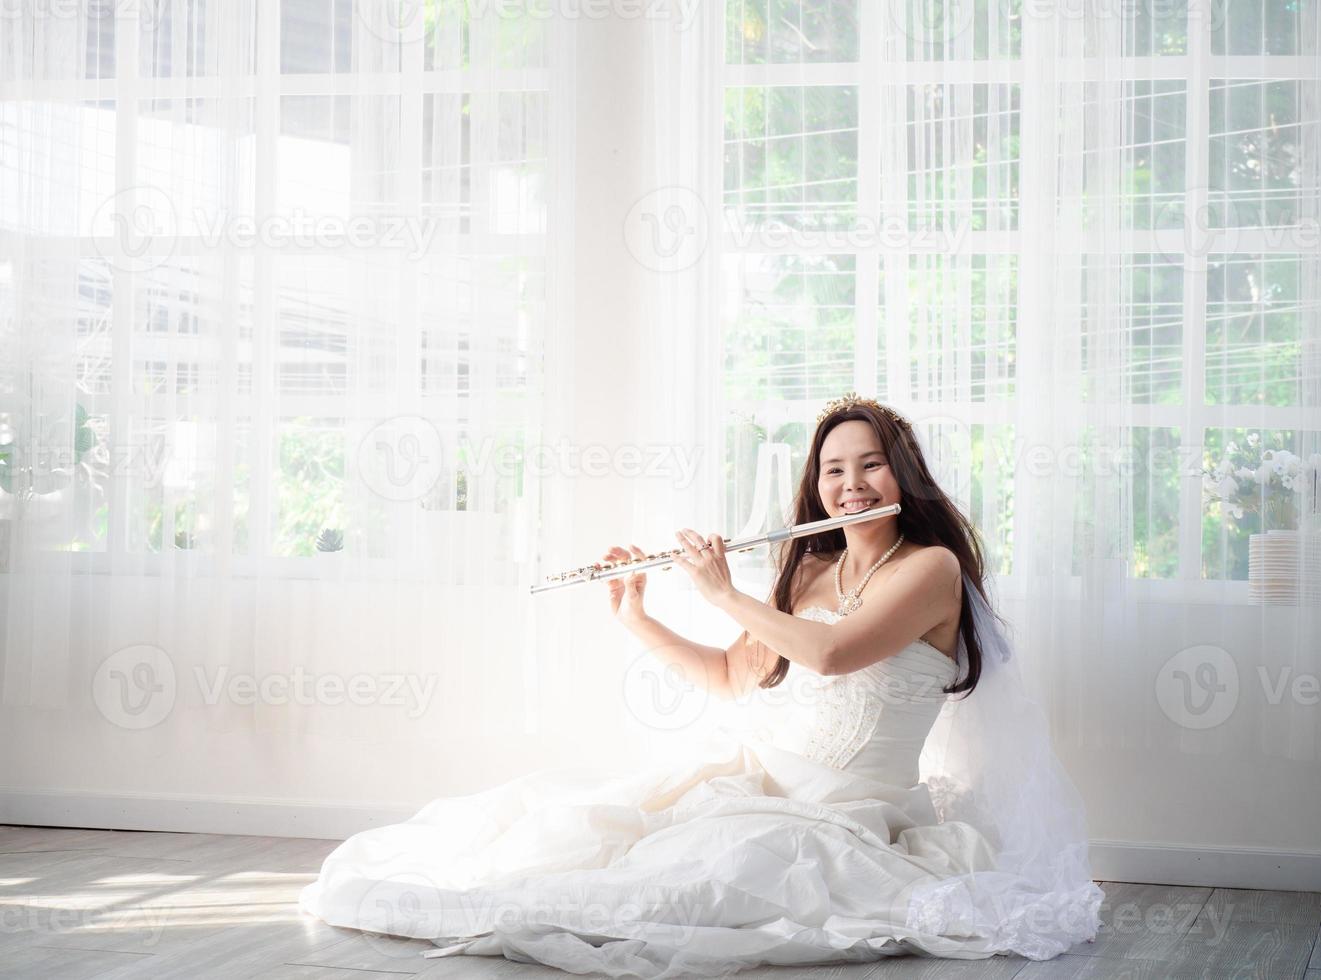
[2, 824, 1319, 979]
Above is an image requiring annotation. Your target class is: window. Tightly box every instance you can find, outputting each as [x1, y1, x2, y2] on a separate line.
[719, 0, 1318, 587]
[2, 1, 552, 577]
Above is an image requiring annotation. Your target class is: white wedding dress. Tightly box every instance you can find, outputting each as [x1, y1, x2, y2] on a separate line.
[299, 603, 1100, 977]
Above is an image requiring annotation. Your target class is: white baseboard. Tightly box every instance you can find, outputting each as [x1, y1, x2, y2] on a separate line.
[4, 790, 1319, 892]
[1089, 839, 1321, 892]
[0, 788, 412, 841]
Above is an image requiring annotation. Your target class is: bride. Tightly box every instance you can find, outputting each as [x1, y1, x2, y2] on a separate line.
[299, 393, 1104, 977]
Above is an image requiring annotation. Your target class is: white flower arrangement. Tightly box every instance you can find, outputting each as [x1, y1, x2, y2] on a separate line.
[1201, 431, 1320, 530]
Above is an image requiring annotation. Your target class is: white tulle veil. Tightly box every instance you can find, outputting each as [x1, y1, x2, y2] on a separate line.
[910, 570, 1104, 959]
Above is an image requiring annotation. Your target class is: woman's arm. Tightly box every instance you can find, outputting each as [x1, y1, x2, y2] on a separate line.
[812, 547, 960, 675]
[668, 531, 832, 675]
[713, 591, 833, 674]
[621, 616, 731, 699]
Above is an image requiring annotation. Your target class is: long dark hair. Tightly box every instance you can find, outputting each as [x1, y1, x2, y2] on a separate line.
[756, 403, 1005, 699]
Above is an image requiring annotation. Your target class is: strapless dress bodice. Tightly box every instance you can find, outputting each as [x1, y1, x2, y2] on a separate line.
[728, 605, 958, 786]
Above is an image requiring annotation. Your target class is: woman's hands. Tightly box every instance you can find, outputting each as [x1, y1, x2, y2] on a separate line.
[601, 544, 649, 626]
[601, 531, 741, 626]
[672, 528, 737, 608]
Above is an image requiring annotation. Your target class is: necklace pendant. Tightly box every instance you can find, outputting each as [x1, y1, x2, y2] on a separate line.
[837, 593, 862, 617]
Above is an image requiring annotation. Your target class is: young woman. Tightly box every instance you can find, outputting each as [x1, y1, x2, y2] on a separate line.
[300, 393, 1103, 976]
[609, 395, 992, 704]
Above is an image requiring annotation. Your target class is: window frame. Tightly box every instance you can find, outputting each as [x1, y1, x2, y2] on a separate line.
[717, 3, 1316, 605]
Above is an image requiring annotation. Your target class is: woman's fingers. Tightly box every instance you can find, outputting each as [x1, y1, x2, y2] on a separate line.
[676, 528, 716, 559]
[672, 532, 690, 563]
[623, 545, 646, 586]
[600, 545, 631, 565]
[602, 546, 631, 593]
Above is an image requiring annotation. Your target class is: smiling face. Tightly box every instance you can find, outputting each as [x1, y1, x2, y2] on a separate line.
[816, 420, 901, 517]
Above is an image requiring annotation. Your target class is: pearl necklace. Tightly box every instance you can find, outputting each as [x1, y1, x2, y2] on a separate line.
[834, 533, 905, 617]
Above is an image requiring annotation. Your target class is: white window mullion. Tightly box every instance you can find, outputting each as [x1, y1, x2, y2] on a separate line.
[1013, 0, 1064, 591]
[209, 56, 245, 565]
[160, 260, 178, 555]
[466, 13, 498, 523]
[248, 0, 280, 565]
[949, 79, 970, 405]
[880, 1, 910, 404]
[394, 1, 425, 567]
[985, 418, 1004, 570]
[211, 243, 238, 563]
[855, 0, 880, 397]
[1179, 1, 1212, 583]
[107, 5, 140, 560]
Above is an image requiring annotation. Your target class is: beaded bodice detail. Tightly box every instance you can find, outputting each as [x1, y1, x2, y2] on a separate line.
[731, 606, 960, 784]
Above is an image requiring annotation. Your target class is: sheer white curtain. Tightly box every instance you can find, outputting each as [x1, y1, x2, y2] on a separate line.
[627, 4, 726, 660]
[1010, 0, 1321, 820]
[0, 1, 576, 815]
[4, 0, 1319, 862]
[704, 0, 1319, 865]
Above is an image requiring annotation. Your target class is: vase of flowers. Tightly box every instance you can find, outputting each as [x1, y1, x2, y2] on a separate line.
[1202, 433, 1321, 604]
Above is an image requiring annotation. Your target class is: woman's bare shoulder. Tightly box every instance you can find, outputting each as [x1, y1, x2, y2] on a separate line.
[911, 544, 962, 579]
[909, 544, 964, 612]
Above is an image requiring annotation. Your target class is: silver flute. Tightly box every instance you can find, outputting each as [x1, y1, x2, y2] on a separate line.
[529, 502, 901, 594]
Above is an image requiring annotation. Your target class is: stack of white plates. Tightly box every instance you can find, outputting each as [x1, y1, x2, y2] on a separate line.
[1248, 531, 1321, 605]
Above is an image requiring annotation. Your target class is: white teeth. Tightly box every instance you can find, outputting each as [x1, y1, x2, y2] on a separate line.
[842, 500, 877, 510]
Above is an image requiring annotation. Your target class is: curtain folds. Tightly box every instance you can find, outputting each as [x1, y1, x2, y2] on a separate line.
[1, 1, 576, 802]
[709, 0, 1321, 810]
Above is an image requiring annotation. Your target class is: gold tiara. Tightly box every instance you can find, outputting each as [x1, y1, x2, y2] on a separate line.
[815, 391, 909, 428]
